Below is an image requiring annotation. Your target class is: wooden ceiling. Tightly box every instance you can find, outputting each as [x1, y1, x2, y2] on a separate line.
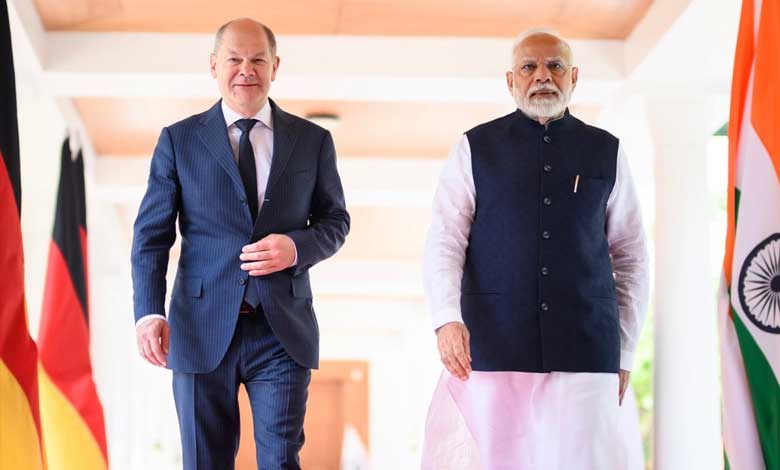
[74, 98, 599, 158]
[45, 1, 636, 159]
[34, 0, 653, 39]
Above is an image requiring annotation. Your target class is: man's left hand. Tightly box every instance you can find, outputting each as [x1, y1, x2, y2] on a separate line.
[240, 234, 296, 276]
[618, 369, 630, 406]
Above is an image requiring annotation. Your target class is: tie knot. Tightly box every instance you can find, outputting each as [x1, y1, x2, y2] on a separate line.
[235, 118, 258, 134]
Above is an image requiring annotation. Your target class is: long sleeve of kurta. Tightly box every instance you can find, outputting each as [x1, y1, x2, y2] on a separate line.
[605, 143, 650, 371]
[423, 136, 650, 371]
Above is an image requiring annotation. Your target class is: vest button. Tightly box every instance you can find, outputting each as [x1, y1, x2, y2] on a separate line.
[542, 230, 551, 239]
[543, 197, 552, 206]
[543, 135, 552, 143]
[239, 278, 246, 285]
[543, 164, 553, 173]
[541, 266, 550, 276]
[540, 302, 549, 311]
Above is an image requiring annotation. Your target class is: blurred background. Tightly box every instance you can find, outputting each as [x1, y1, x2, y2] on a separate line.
[7, 0, 740, 468]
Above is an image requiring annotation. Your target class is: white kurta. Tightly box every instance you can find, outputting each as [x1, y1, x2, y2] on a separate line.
[421, 129, 650, 470]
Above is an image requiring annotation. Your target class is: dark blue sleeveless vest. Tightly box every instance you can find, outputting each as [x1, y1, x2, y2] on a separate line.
[462, 109, 620, 373]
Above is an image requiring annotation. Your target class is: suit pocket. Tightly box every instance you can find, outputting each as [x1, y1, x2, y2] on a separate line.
[290, 168, 314, 179]
[291, 276, 313, 298]
[181, 276, 203, 298]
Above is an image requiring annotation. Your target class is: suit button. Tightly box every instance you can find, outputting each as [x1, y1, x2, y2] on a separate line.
[540, 302, 549, 311]
[543, 197, 552, 206]
[543, 135, 552, 144]
[543, 164, 553, 173]
[239, 278, 246, 285]
[240, 199, 247, 205]
[542, 230, 551, 240]
[541, 266, 550, 276]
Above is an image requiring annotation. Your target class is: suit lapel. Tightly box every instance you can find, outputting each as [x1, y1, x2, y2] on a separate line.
[265, 99, 299, 195]
[197, 100, 247, 201]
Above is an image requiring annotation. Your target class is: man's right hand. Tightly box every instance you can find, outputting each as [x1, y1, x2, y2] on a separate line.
[436, 322, 472, 381]
[136, 318, 169, 367]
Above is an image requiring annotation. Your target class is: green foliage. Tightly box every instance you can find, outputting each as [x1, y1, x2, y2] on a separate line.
[632, 307, 655, 469]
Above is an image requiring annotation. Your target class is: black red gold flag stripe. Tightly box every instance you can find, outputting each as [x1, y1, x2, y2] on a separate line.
[38, 139, 108, 468]
[0, 0, 45, 468]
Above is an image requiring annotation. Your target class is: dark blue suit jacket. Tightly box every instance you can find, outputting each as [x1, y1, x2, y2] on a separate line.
[131, 99, 349, 373]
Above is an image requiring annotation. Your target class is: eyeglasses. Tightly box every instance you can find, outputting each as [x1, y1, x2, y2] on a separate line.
[515, 60, 571, 77]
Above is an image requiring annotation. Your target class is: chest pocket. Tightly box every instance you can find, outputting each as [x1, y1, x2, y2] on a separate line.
[571, 176, 609, 203]
[565, 175, 610, 227]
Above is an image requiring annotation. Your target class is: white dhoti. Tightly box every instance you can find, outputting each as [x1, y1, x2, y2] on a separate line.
[421, 371, 644, 470]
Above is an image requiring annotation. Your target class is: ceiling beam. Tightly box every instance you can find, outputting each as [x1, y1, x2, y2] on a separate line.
[623, 0, 692, 74]
[7, 0, 46, 72]
[41, 33, 625, 105]
[624, 0, 739, 96]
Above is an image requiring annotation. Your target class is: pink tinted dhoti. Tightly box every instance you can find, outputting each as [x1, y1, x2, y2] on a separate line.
[421, 371, 644, 470]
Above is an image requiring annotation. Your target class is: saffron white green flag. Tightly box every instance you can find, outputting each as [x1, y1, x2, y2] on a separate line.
[720, 0, 780, 469]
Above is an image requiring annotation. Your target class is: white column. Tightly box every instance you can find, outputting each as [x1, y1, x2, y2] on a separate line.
[645, 97, 722, 470]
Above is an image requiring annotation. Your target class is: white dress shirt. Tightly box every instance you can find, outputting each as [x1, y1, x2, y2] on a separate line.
[222, 99, 274, 212]
[423, 133, 650, 371]
[136, 100, 285, 328]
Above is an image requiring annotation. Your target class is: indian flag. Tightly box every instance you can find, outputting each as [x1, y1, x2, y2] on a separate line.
[720, 0, 780, 469]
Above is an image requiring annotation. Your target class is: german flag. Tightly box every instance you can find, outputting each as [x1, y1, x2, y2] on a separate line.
[0, 1, 45, 468]
[38, 138, 108, 469]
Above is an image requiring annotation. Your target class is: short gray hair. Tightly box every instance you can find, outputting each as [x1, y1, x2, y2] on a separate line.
[213, 18, 277, 56]
[510, 28, 572, 68]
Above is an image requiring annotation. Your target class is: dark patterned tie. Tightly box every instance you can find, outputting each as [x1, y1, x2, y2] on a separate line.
[235, 119, 261, 308]
[235, 118, 259, 221]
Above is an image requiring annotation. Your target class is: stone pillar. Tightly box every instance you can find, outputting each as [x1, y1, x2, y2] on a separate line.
[645, 97, 722, 470]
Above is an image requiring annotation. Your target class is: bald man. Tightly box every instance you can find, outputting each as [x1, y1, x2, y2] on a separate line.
[132, 18, 349, 469]
[423, 30, 649, 468]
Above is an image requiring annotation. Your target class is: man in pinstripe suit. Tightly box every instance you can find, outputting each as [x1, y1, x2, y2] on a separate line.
[131, 18, 349, 469]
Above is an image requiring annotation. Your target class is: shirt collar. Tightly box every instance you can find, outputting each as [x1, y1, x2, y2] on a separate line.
[221, 99, 273, 131]
[514, 107, 572, 131]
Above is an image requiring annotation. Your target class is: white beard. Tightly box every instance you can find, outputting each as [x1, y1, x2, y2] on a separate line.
[514, 84, 571, 121]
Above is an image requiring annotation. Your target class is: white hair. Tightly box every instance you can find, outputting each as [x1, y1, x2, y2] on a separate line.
[510, 28, 573, 68]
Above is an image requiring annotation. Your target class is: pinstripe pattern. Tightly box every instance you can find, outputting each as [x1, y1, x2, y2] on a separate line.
[131, 99, 350, 374]
[173, 310, 309, 470]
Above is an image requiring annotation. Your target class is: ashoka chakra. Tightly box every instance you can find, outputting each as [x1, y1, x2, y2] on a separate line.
[738, 233, 780, 334]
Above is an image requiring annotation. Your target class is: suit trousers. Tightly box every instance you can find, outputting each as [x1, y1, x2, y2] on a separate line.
[172, 306, 311, 470]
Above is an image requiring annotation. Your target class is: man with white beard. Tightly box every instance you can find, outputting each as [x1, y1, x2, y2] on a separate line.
[421, 30, 649, 469]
